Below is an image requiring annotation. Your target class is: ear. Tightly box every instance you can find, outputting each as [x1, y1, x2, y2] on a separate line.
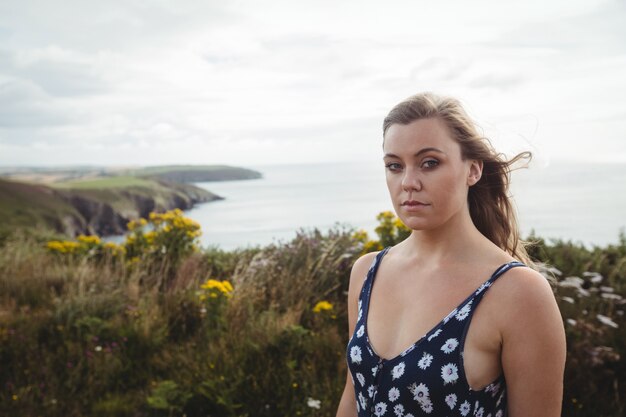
[467, 160, 483, 186]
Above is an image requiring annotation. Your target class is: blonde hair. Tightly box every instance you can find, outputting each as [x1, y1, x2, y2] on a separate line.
[383, 92, 535, 266]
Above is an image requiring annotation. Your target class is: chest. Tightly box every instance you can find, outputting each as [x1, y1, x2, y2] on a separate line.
[365, 267, 499, 360]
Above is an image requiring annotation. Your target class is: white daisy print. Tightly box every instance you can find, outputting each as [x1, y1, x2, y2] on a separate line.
[368, 385, 375, 398]
[405, 414, 415, 417]
[388, 387, 400, 402]
[427, 329, 442, 341]
[441, 338, 459, 354]
[445, 393, 457, 409]
[393, 403, 404, 417]
[358, 392, 368, 410]
[475, 406, 484, 417]
[495, 410, 503, 417]
[441, 363, 459, 385]
[356, 372, 365, 386]
[417, 352, 433, 370]
[455, 302, 472, 321]
[408, 382, 429, 403]
[350, 346, 363, 364]
[391, 362, 405, 380]
[419, 398, 433, 414]
[459, 400, 471, 416]
[374, 402, 387, 417]
[356, 324, 365, 338]
[372, 365, 378, 377]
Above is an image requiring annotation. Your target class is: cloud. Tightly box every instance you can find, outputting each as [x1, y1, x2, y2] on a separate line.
[0, 79, 71, 128]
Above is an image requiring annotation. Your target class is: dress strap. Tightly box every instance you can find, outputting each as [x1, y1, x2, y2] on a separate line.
[360, 247, 391, 317]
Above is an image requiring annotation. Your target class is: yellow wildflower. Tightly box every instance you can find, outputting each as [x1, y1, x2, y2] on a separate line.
[313, 300, 333, 313]
[352, 229, 369, 243]
[200, 278, 234, 299]
[77, 235, 101, 245]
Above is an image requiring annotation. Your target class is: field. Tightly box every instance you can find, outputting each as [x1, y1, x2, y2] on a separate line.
[51, 176, 157, 189]
[0, 211, 624, 417]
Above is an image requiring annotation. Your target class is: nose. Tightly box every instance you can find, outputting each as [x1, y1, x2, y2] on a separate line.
[401, 168, 422, 192]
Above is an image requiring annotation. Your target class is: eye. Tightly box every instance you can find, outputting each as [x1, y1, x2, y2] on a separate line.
[384, 162, 402, 172]
[421, 159, 439, 169]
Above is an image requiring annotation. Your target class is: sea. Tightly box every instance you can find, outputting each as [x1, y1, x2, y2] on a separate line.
[182, 161, 626, 251]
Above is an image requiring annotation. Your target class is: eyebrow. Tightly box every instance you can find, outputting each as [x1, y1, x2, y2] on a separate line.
[383, 147, 446, 159]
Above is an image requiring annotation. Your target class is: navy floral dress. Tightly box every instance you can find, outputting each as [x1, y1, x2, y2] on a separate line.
[346, 247, 526, 417]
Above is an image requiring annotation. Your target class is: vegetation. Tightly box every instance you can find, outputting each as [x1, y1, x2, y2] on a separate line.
[0, 177, 218, 238]
[0, 210, 623, 416]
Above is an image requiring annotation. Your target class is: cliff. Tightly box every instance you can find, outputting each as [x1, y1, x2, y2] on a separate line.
[0, 177, 221, 237]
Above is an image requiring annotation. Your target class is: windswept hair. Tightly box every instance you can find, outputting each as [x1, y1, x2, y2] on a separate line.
[383, 92, 535, 266]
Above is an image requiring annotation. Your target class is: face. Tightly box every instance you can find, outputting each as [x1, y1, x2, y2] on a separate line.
[382, 117, 482, 231]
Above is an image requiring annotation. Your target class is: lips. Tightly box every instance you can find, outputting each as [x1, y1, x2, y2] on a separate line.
[402, 200, 428, 206]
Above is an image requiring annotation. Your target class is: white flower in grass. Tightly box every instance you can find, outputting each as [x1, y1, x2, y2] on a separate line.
[459, 400, 471, 416]
[597, 314, 618, 328]
[358, 392, 368, 410]
[419, 398, 433, 414]
[408, 382, 429, 403]
[374, 402, 387, 417]
[350, 346, 363, 364]
[455, 302, 472, 321]
[356, 372, 365, 386]
[391, 362, 405, 380]
[445, 393, 457, 409]
[427, 329, 442, 341]
[368, 385, 375, 398]
[357, 324, 365, 337]
[307, 397, 321, 409]
[441, 338, 459, 354]
[393, 403, 404, 416]
[388, 387, 400, 402]
[417, 352, 433, 370]
[441, 363, 459, 385]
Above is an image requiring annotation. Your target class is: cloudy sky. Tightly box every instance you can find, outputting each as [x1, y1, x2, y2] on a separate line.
[1, 0, 625, 168]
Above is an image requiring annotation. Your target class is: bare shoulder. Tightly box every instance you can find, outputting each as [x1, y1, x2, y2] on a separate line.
[491, 265, 556, 305]
[489, 265, 563, 333]
[348, 250, 380, 292]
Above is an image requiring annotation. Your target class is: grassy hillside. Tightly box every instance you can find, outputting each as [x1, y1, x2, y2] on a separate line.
[0, 177, 220, 237]
[0, 179, 84, 233]
[52, 176, 156, 189]
[1, 165, 263, 185]
[127, 165, 263, 183]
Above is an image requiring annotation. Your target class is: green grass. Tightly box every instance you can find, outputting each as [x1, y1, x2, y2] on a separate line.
[52, 176, 156, 189]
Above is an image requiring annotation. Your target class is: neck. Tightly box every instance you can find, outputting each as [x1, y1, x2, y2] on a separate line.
[399, 207, 493, 266]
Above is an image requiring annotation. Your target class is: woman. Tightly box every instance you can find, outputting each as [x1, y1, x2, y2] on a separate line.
[335, 93, 566, 417]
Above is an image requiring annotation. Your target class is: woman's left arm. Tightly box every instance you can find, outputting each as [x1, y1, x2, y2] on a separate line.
[498, 268, 567, 417]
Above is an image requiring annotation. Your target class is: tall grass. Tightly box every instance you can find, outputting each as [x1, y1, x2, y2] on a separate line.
[0, 214, 624, 416]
